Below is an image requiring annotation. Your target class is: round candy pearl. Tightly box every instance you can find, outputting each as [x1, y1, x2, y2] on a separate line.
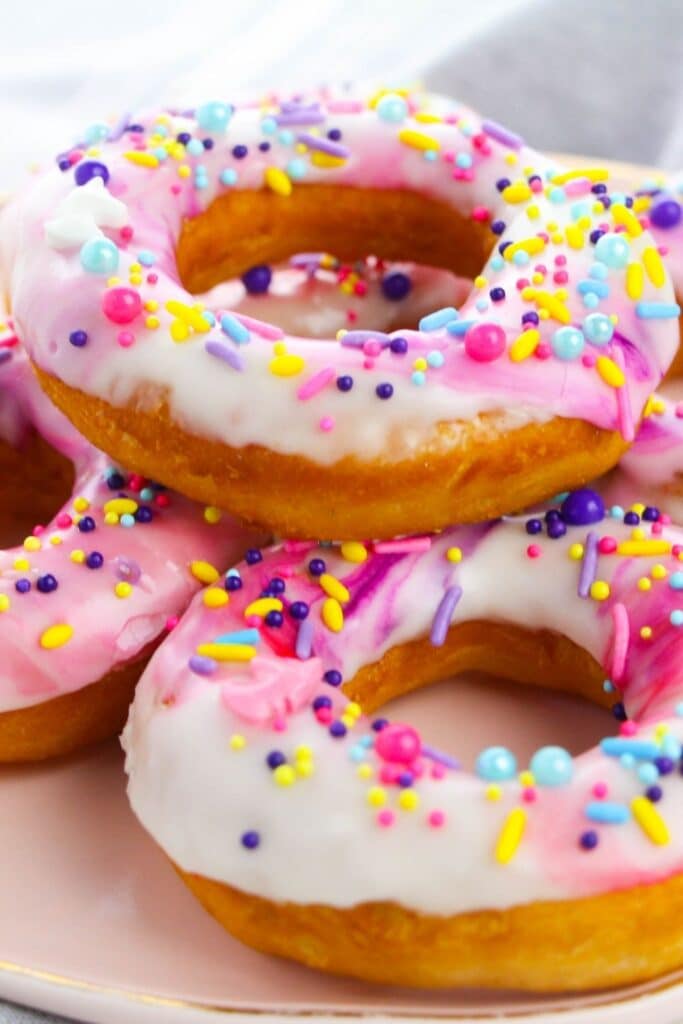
[102, 286, 142, 324]
[84, 123, 110, 145]
[241, 265, 272, 294]
[376, 93, 409, 123]
[594, 232, 630, 269]
[650, 197, 681, 229]
[464, 322, 506, 362]
[74, 160, 110, 187]
[476, 746, 517, 782]
[196, 101, 232, 133]
[560, 488, 605, 526]
[381, 271, 412, 301]
[583, 312, 614, 346]
[375, 723, 421, 764]
[80, 237, 119, 275]
[551, 326, 585, 361]
[530, 745, 574, 787]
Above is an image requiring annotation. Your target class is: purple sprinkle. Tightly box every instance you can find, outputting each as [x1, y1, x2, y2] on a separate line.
[108, 111, 131, 142]
[421, 744, 461, 770]
[340, 330, 393, 349]
[481, 119, 524, 150]
[0, 350, 12, 366]
[189, 654, 217, 676]
[430, 585, 463, 646]
[114, 556, 141, 584]
[205, 339, 244, 372]
[296, 617, 314, 660]
[274, 110, 325, 127]
[578, 531, 598, 598]
[296, 132, 350, 159]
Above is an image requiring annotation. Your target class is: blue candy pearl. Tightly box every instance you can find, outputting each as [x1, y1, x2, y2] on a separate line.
[476, 746, 517, 782]
[530, 746, 574, 786]
[551, 326, 585, 360]
[286, 158, 307, 180]
[583, 312, 614, 346]
[80, 237, 119, 275]
[220, 168, 237, 187]
[669, 571, 683, 590]
[196, 101, 232, 134]
[84, 122, 109, 145]
[594, 233, 630, 269]
[376, 93, 408, 123]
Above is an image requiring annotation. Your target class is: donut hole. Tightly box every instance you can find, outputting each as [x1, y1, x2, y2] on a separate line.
[0, 432, 74, 547]
[177, 186, 490, 297]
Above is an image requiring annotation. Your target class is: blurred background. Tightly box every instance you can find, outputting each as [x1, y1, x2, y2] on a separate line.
[2, 0, 683, 191]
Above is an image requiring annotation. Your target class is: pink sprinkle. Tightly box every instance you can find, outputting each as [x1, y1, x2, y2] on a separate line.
[165, 615, 179, 631]
[527, 544, 542, 558]
[363, 358, 375, 370]
[522, 787, 537, 803]
[245, 615, 260, 627]
[652, 522, 663, 535]
[147, 273, 158, 284]
[68, 150, 83, 165]
[620, 720, 638, 737]
[297, 366, 335, 401]
[319, 416, 334, 432]
[516, 278, 530, 291]
[374, 536, 432, 554]
[675, 403, 683, 419]
[282, 540, 316, 554]
[234, 313, 284, 340]
[534, 263, 548, 275]
[379, 766, 394, 784]
[170, 183, 182, 195]
[472, 205, 491, 223]
[610, 603, 629, 682]
[453, 168, 473, 182]
[428, 810, 446, 828]
[377, 809, 395, 828]
[658, 244, 669, 256]
[582, 352, 596, 368]
[529, 178, 544, 193]
[33, 524, 45, 536]
[346, 310, 357, 323]
[363, 339, 382, 357]
[117, 330, 135, 347]
[354, 281, 367, 297]
[129, 474, 144, 492]
[593, 781, 609, 799]
[599, 536, 617, 554]
[564, 177, 593, 196]
[663, 514, 673, 526]
[443, 150, 455, 164]
[315, 707, 333, 724]
[273, 715, 287, 732]
[155, 493, 170, 508]
[553, 271, 569, 285]
[120, 225, 134, 241]
[56, 513, 72, 529]
[611, 345, 634, 442]
[534, 342, 551, 360]
[431, 764, 446, 779]
[554, 255, 567, 267]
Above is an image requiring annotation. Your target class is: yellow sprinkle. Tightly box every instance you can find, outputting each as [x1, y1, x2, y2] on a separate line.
[398, 128, 440, 152]
[49, 536, 62, 546]
[70, 549, 86, 564]
[531, 290, 571, 324]
[630, 503, 646, 517]
[473, 275, 487, 289]
[526, 204, 540, 220]
[296, 759, 315, 778]
[650, 397, 665, 415]
[310, 152, 347, 169]
[565, 224, 584, 249]
[40, 623, 74, 650]
[0, 595, 10, 613]
[637, 577, 652, 591]
[501, 182, 532, 204]
[123, 150, 159, 168]
[229, 734, 246, 751]
[196, 643, 257, 662]
[367, 786, 387, 807]
[145, 300, 159, 312]
[413, 356, 428, 371]
[631, 796, 670, 845]
[552, 167, 608, 185]
[485, 784, 502, 802]
[264, 166, 292, 196]
[13, 558, 30, 572]
[23, 536, 41, 552]
[509, 328, 540, 363]
[495, 808, 527, 864]
[398, 789, 420, 811]
[357, 763, 373, 779]
[245, 597, 283, 618]
[590, 580, 610, 601]
[651, 563, 668, 580]
[569, 543, 584, 560]
[295, 744, 313, 760]
[596, 355, 625, 389]
[104, 512, 119, 526]
[519, 770, 535, 787]
[115, 581, 133, 599]
[322, 597, 344, 633]
[414, 111, 442, 124]
[269, 353, 305, 377]
[73, 496, 90, 513]
[617, 540, 672, 557]
[273, 764, 297, 787]
[446, 546, 463, 563]
[643, 246, 666, 288]
[346, 702, 362, 718]
[204, 506, 222, 525]
[165, 301, 211, 333]
[612, 202, 642, 237]
[623, 261, 644, 302]
[341, 541, 368, 564]
[640, 626, 653, 640]
[104, 497, 138, 517]
[340, 713, 356, 728]
[203, 588, 229, 609]
[319, 573, 350, 604]
[504, 237, 545, 261]
[190, 560, 220, 584]
[177, 165, 191, 179]
[145, 316, 160, 330]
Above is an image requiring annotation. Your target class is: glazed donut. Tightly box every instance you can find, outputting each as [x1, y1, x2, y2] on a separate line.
[0, 319, 259, 762]
[124, 487, 683, 992]
[4, 91, 680, 539]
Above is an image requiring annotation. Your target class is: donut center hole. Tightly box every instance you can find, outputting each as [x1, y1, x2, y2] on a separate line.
[381, 671, 613, 772]
[0, 433, 74, 548]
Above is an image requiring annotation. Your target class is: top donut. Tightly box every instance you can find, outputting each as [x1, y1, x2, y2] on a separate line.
[3, 89, 680, 539]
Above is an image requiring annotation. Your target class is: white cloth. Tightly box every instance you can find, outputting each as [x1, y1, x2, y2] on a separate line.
[1, 0, 682, 1020]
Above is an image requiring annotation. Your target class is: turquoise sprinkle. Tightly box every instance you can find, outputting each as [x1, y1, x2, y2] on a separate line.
[455, 152, 472, 169]
[419, 307, 459, 331]
[202, 311, 216, 327]
[139, 487, 155, 501]
[663, 735, 682, 758]
[638, 763, 659, 785]
[552, 326, 585, 361]
[120, 513, 135, 528]
[603, 679, 615, 693]
[80, 237, 119, 275]
[583, 313, 614, 346]
[219, 168, 238, 186]
[196, 101, 232, 134]
[529, 746, 574, 787]
[570, 200, 591, 221]
[286, 158, 307, 180]
[424, 150, 438, 162]
[476, 746, 517, 782]
[601, 737, 661, 759]
[635, 302, 681, 320]
[669, 572, 683, 590]
[261, 117, 278, 135]
[588, 262, 608, 280]
[585, 801, 631, 825]
[137, 250, 156, 267]
[610, 505, 625, 518]
[512, 250, 530, 266]
[578, 280, 609, 299]
[152, 147, 168, 162]
[490, 255, 505, 272]
[447, 319, 474, 336]
[278, 129, 294, 145]
[411, 370, 426, 386]
[582, 293, 599, 309]
[376, 93, 408, 123]
[670, 609, 683, 626]
[84, 122, 109, 145]
[427, 350, 445, 368]
[214, 629, 259, 645]
[186, 138, 204, 156]
[676, 702, 683, 717]
[349, 745, 367, 762]
[475, 297, 489, 313]
[594, 233, 630, 269]
[220, 313, 250, 344]
[548, 186, 566, 203]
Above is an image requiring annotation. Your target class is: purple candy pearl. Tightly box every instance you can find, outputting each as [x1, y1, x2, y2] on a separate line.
[242, 265, 272, 294]
[381, 272, 412, 301]
[74, 160, 110, 186]
[650, 197, 682, 229]
[560, 488, 605, 526]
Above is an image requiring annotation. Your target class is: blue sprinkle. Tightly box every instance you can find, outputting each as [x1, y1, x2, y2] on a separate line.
[411, 370, 426, 386]
[427, 350, 445, 368]
[419, 307, 459, 332]
[286, 158, 307, 180]
[120, 513, 136, 528]
[578, 279, 609, 298]
[80, 237, 119, 275]
[220, 314, 250, 344]
[635, 302, 681, 320]
[670, 609, 683, 627]
[137, 250, 156, 267]
[669, 572, 683, 590]
[585, 801, 631, 824]
[213, 629, 260, 645]
[186, 138, 204, 156]
[601, 737, 661, 760]
[196, 101, 232, 134]
[219, 168, 238, 187]
[446, 319, 475, 336]
[261, 117, 278, 135]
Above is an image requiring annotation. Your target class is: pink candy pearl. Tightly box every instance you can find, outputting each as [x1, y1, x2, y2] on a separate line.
[593, 781, 608, 799]
[377, 810, 395, 828]
[428, 810, 446, 828]
[464, 323, 506, 363]
[598, 536, 617, 554]
[375, 723, 421, 764]
[102, 287, 143, 324]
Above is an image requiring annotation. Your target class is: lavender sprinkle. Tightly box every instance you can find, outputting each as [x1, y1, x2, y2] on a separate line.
[205, 340, 244, 372]
[578, 531, 599, 598]
[430, 585, 463, 646]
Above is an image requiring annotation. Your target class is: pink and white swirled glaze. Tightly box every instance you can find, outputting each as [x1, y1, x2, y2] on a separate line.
[124, 499, 683, 916]
[0, 319, 260, 714]
[2, 90, 679, 465]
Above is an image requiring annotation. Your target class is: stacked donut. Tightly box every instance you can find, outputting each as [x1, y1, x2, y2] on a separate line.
[2, 87, 683, 993]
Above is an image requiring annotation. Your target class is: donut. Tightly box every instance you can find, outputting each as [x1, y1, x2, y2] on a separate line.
[123, 488, 683, 992]
[4, 91, 680, 539]
[0, 318, 260, 762]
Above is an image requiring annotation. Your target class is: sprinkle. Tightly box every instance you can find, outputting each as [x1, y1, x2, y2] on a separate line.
[631, 796, 670, 845]
[123, 151, 159, 168]
[398, 789, 420, 811]
[189, 654, 217, 676]
[245, 598, 283, 618]
[551, 168, 608, 185]
[601, 738, 661, 760]
[115, 581, 132, 599]
[642, 247, 666, 287]
[213, 629, 259, 645]
[204, 340, 244, 372]
[297, 367, 335, 400]
[196, 643, 256, 662]
[39, 623, 74, 649]
[578, 531, 598, 597]
[398, 128, 441, 152]
[341, 542, 368, 563]
[635, 302, 681, 320]
[585, 801, 630, 824]
[596, 355, 625, 389]
[480, 120, 523, 149]
[617, 539, 671, 556]
[446, 546, 463, 563]
[501, 182, 532, 204]
[264, 166, 292, 196]
[219, 313, 250, 344]
[190, 560, 220, 584]
[103, 497, 137, 517]
[322, 597, 344, 633]
[273, 764, 297, 786]
[203, 588, 229, 608]
[269, 351, 305, 376]
[495, 808, 527, 864]
[418, 307, 458, 332]
[232, 313, 284, 340]
[504, 238, 545, 261]
[610, 603, 629, 682]
[319, 574, 350, 604]
[430, 585, 463, 646]
[611, 202, 642, 237]
[0, 595, 9, 613]
[611, 345, 634, 441]
[509, 328, 540, 362]
[230, 734, 246, 751]
[339, 330, 393, 348]
[590, 580, 610, 601]
[296, 132, 350, 159]
[295, 617, 314, 660]
[374, 537, 432, 555]
[165, 301, 211, 333]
